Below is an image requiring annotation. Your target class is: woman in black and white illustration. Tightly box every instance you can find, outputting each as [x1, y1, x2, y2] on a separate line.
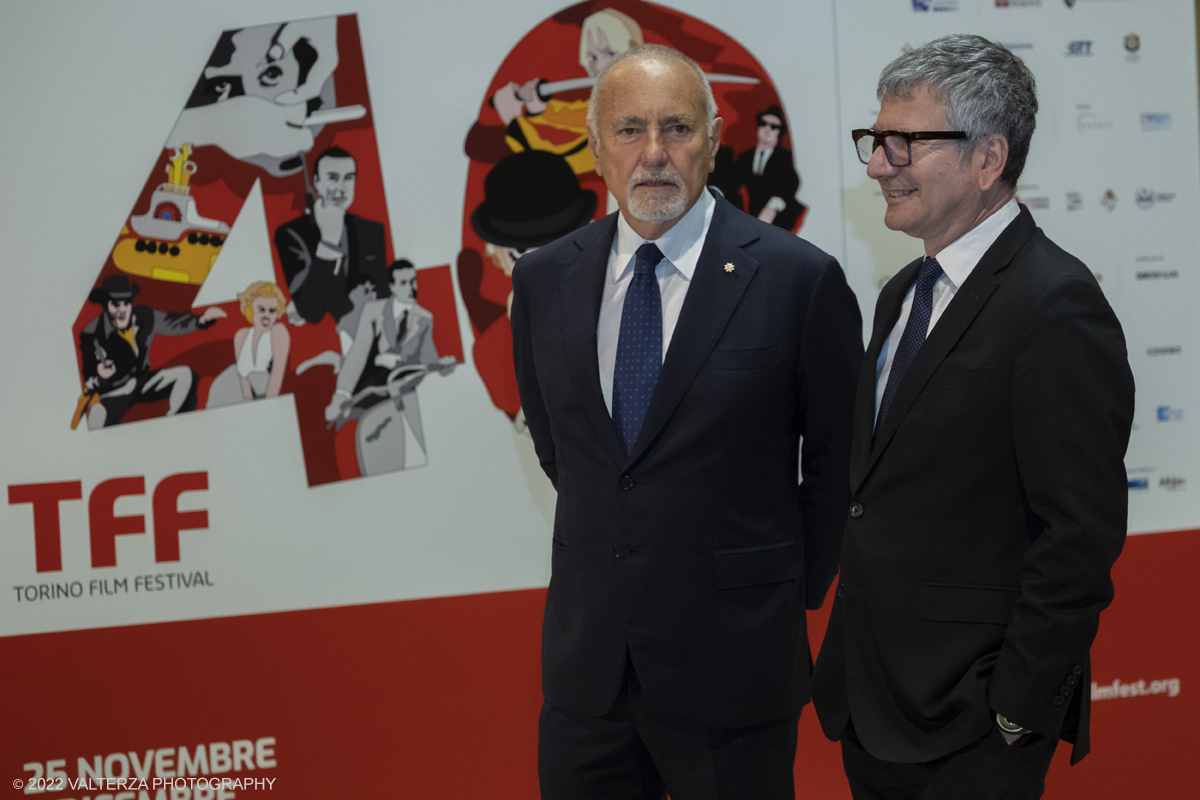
[208, 281, 291, 406]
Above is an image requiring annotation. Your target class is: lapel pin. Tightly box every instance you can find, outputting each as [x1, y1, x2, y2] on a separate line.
[724, 262, 735, 273]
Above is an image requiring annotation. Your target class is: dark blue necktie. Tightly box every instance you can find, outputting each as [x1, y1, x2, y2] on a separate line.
[612, 243, 664, 454]
[876, 256, 943, 435]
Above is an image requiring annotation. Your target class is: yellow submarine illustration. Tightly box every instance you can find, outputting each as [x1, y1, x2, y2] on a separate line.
[113, 144, 231, 285]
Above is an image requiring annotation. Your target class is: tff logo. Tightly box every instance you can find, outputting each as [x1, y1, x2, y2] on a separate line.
[7, 472, 208, 573]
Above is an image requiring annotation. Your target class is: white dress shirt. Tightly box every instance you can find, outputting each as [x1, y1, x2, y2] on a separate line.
[598, 188, 717, 414]
[874, 198, 1021, 426]
[753, 147, 773, 176]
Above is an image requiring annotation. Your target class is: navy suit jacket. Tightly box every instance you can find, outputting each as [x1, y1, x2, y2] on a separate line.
[511, 193, 862, 730]
[811, 206, 1134, 765]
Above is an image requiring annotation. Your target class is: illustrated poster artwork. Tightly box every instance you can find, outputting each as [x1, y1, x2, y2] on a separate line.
[69, 14, 463, 487]
[457, 0, 807, 424]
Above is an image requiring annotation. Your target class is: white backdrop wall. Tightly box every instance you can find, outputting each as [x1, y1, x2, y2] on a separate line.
[0, 0, 1196, 633]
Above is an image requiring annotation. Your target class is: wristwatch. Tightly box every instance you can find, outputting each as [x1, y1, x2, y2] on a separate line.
[995, 712, 1030, 735]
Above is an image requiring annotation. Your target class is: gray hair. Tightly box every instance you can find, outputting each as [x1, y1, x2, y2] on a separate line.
[587, 44, 718, 138]
[877, 34, 1037, 188]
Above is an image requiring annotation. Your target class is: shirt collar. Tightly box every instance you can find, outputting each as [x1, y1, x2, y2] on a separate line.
[612, 187, 716, 283]
[931, 197, 1020, 290]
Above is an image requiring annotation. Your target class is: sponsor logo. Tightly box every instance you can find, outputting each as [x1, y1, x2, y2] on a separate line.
[1064, 0, 1076, 6]
[1023, 196, 1050, 210]
[912, 0, 959, 10]
[1136, 188, 1176, 209]
[1100, 189, 1117, 211]
[1141, 112, 1172, 131]
[1124, 33, 1140, 52]
[1066, 40, 1093, 57]
[1156, 405, 1183, 422]
[1146, 346, 1182, 356]
[1093, 677, 1181, 699]
[996, 0, 1041, 6]
[1077, 106, 1114, 133]
[1136, 268, 1179, 280]
[1066, 192, 1083, 211]
[1128, 478, 1149, 490]
[1002, 41, 1035, 51]
[1160, 476, 1186, 490]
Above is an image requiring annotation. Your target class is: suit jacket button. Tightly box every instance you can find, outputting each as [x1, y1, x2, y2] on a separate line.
[1053, 695, 1065, 707]
[1073, 664, 1083, 676]
[837, 583, 845, 598]
[620, 475, 635, 491]
[850, 503, 863, 518]
[1066, 675, 1078, 686]
[1060, 686, 1071, 696]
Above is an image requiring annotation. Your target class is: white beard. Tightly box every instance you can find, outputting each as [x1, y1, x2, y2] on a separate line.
[625, 167, 688, 224]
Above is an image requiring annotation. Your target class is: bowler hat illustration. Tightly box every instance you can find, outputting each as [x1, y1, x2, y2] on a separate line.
[88, 274, 140, 304]
[471, 150, 597, 249]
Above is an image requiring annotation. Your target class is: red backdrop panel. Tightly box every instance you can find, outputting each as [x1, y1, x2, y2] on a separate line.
[3, 530, 1194, 798]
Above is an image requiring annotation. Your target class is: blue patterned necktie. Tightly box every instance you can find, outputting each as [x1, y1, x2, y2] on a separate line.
[875, 256, 944, 435]
[612, 242, 664, 454]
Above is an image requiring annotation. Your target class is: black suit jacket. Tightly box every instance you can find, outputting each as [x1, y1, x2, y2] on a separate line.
[274, 212, 388, 324]
[511, 194, 862, 730]
[735, 147, 803, 231]
[810, 206, 1134, 765]
[80, 306, 204, 391]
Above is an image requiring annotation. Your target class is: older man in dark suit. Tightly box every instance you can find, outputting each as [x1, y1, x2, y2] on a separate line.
[511, 44, 862, 799]
[810, 35, 1135, 800]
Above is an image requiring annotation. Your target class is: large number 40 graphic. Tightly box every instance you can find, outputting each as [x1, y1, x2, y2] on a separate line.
[70, 14, 462, 487]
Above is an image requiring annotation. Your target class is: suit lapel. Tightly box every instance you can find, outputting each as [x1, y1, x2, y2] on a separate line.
[849, 257, 920, 492]
[559, 215, 627, 470]
[628, 199, 760, 465]
[860, 207, 1038, 483]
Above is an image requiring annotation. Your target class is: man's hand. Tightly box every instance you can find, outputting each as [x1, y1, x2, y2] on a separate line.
[270, 18, 339, 106]
[286, 300, 306, 326]
[198, 306, 228, 325]
[167, 96, 314, 159]
[96, 360, 116, 381]
[374, 352, 403, 370]
[515, 78, 547, 116]
[313, 195, 347, 247]
[493, 78, 546, 125]
[436, 354, 458, 375]
[493, 82, 525, 125]
[324, 394, 348, 423]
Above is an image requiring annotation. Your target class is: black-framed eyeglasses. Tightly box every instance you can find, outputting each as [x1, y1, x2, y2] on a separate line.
[852, 128, 967, 167]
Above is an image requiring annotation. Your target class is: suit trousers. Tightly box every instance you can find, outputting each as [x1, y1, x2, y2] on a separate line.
[538, 656, 799, 800]
[839, 720, 1057, 800]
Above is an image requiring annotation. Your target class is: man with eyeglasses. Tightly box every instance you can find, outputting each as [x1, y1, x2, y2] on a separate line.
[810, 34, 1134, 799]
